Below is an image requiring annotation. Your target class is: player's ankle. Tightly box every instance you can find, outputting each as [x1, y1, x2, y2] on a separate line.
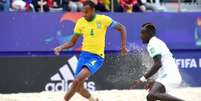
[88, 95, 98, 101]
[64, 96, 68, 101]
[88, 96, 95, 101]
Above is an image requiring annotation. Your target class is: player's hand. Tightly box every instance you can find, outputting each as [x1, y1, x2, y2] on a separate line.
[53, 46, 63, 55]
[120, 47, 128, 55]
[130, 79, 143, 89]
[144, 79, 155, 91]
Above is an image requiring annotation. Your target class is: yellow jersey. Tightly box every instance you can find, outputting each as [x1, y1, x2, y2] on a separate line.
[74, 14, 113, 58]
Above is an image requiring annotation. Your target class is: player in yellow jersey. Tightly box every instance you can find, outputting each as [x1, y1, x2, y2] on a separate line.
[54, 1, 128, 101]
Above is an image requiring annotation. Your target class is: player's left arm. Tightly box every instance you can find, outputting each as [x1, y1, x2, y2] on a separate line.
[113, 22, 128, 54]
[104, 15, 128, 54]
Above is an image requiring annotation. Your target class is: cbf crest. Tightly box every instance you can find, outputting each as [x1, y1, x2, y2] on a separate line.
[96, 22, 101, 29]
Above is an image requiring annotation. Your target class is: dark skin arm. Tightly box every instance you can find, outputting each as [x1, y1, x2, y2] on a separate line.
[114, 23, 128, 54]
[54, 34, 80, 55]
[131, 55, 162, 89]
[144, 55, 162, 79]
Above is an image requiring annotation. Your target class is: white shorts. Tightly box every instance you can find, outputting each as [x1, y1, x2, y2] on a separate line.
[156, 73, 182, 92]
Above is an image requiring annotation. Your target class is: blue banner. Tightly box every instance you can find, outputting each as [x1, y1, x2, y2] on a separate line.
[0, 12, 201, 87]
[0, 13, 201, 51]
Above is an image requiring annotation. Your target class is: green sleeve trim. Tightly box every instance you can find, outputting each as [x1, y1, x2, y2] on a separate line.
[74, 32, 82, 36]
[152, 54, 162, 58]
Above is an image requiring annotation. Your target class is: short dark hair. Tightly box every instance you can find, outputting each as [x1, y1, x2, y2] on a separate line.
[83, 0, 96, 9]
[141, 23, 156, 36]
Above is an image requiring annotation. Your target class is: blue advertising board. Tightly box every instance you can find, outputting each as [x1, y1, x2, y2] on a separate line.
[0, 12, 201, 87]
[174, 50, 201, 87]
[0, 13, 201, 51]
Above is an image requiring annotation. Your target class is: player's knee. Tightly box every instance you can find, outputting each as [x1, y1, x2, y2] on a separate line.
[72, 79, 81, 89]
[147, 94, 154, 101]
[77, 85, 83, 92]
[64, 96, 68, 101]
[147, 92, 158, 100]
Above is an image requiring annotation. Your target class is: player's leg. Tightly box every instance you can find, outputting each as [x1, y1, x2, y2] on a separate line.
[77, 84, 90, 98]
[64, 67, 90, 101]
[147, 82, 184, 101]
[146, 81, 163, 101]
[68, 52, 103, 101]
[78, 84, 98, 101]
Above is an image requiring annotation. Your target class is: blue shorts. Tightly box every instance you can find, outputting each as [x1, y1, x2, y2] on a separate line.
[75, 51, 104, 76]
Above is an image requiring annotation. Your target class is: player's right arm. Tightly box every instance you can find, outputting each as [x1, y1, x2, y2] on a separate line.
[131, 43, 162, 88]
[53, 34, 80, 55]
[54, 19, 82, 55]
[131, 55, 162, 89]
[143, 44, 162, 79]
[144, 55, 162, 79]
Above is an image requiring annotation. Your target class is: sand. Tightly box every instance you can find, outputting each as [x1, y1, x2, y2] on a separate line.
[0, 87, 200, 101]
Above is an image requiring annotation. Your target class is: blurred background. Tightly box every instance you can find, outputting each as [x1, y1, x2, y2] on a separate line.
[0, 0, 201, 12]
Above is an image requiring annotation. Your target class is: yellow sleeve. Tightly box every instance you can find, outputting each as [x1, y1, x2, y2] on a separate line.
[73, 19, 83, 36]
[102, 15, 113, 27]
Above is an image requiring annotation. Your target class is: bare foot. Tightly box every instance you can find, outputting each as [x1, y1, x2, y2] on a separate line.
[63, 97, 68, 101]
[96, 97, 99, 101]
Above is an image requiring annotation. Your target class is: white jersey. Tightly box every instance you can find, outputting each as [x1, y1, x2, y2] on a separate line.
[147, 36, 182, 91]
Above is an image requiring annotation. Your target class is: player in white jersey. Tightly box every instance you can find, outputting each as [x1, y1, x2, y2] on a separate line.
[133, 23, 184, 101]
